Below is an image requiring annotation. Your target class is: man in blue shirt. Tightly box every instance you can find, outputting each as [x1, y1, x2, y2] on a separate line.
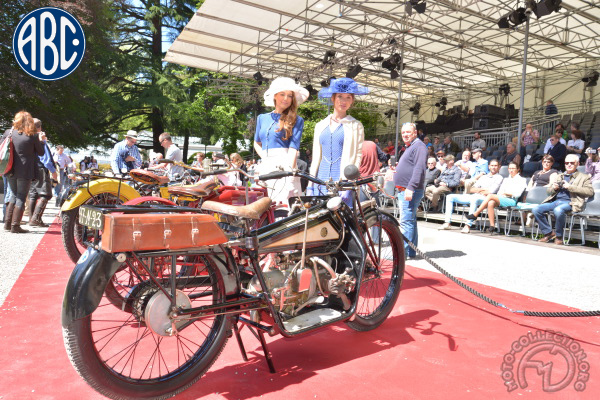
[28, 118, 57, 227]
[393, 122, 428, 259]
[111, 130, 142, 174]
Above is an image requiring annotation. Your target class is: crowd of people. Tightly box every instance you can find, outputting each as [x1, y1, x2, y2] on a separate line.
[3, 90, 599, 250]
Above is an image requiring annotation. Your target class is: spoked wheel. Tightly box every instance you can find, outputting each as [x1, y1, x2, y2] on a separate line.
[346, 210, 405, 331]
[63, 254, 229, 400]
[61, 193, 124, 263]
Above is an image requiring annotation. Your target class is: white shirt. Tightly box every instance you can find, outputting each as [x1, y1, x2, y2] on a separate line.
[165, 143, 183, 179]
[567, 139, 585, 158]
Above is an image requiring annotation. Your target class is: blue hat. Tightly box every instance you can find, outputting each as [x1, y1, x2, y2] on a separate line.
[318, 78, 369, 100]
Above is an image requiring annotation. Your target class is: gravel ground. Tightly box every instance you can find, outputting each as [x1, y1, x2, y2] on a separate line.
[0, 200, 61, 306]
[1, 201, 598, 312]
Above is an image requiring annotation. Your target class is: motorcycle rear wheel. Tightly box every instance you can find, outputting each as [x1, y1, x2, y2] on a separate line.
[63, 254, 229, 400]
[346, 210, 405, 332]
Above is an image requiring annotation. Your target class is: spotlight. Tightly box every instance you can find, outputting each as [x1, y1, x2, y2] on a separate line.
[384, 109, 396, 118]
[382, 53, 401, 71]
[390, 69, 399, 79]
[582, 71, 599, 87]
[406, 0, 426, 16]
[508, 7, 527, 26]
[304, 84, 318, 98]
[320, 76, 336, 87]
[253, 71, 269, 86]
[346, 64, 363, 79]
[409, 102, 421, 115]
[534, 0, 562, 18]
[497, 13, 511, 29]
[322, 50, 336, 65]
[499, 83, 511, 96]
[369, 51, 384, 63]
[435, 97, 448, 108]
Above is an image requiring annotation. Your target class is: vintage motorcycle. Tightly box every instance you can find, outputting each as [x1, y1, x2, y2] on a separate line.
[61, 165, 405, 400]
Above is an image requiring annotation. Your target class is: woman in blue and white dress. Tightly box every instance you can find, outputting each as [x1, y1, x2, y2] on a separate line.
[254, 77, 309, 205]
[307, 78, 369, 199]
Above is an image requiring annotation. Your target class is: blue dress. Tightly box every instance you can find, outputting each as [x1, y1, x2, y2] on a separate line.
[314, 124, 345, 195]
[254, 112, 303, 153]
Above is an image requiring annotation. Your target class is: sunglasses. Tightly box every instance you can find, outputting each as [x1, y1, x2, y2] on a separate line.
[564, 161, 577, 165]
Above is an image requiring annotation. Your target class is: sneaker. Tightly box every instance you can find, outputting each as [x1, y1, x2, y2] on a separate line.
[466, 213, 478, 221]
[538, 231, 556, 243]
[461, 225, 471, 234]
[438, 223, 451, 230]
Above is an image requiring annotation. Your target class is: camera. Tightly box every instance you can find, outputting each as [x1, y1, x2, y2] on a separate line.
[586, 148, 597, 154]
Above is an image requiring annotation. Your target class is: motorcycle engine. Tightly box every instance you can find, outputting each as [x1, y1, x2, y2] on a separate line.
[245, 252, 356, 319]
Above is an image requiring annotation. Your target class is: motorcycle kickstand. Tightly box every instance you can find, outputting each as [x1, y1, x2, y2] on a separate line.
[234, 321, 276, 373]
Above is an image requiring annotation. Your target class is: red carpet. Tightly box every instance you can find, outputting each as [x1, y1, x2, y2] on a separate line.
[0, 224, 598, 400]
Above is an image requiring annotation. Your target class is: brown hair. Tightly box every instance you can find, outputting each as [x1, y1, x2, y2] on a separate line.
[542, 154, 555, 164]
[508, 161, 520, 172]
[274, 94, 298, 141]
[12, 111, 36, 136]
[571, 130, 583, 140]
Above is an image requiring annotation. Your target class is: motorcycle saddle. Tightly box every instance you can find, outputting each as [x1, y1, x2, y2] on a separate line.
[130, 169, 170, 185]
[168, 180, 217, 198]
[202, 197, 272, 220]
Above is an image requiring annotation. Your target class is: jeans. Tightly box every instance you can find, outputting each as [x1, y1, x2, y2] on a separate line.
[7, 177, 33, 208]
[397, 189, 424, 257]
[444, 193, 485, 226]
[2, 176, 14, 222]
[532, 199, 571, 238]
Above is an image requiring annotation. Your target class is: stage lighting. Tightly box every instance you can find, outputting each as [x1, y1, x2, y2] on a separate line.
[384, 109, 396, 118]
[322, 50, 336, 65]
[346, 64, 363, 79]
[320, 76, 336, 87]
[435, 97, 448, 108]
[582, 71, 599, 87]
[390, 69, 399, 79]
[253, 71, 269, 86]
[304, 84, 318, 97]
[409, 102, 421, 115]
[497, 12, 511, 29]
[534, 0, 562, 18]
[508, 7, 527, 26]
[406, 0, 426, 16]
[382, 53, 401, 71]
[499, 83, 511, 96]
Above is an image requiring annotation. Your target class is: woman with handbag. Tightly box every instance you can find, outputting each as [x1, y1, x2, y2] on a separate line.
[307, 77, 369, 204]
[254, 77, 309, 205]
[2, 111, 44, 233]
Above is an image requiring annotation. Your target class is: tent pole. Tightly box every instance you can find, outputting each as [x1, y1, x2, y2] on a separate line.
[394, 39, 405, 156]
[517, 13, 531, 155]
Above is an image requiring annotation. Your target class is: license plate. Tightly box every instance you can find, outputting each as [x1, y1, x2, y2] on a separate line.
[79, 205, 104, 230]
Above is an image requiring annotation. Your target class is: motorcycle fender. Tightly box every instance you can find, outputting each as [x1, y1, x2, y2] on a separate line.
[61, 248, 123, 327]
[375, 209, 400, 227]
[61, 179, 141, 211]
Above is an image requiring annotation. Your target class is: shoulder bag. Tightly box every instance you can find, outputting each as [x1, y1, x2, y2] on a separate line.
[0, 129, 15, 176]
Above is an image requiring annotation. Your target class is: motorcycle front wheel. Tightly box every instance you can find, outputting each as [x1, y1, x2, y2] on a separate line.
[346, 210, 405, 332]
[62, 254, 229, 400]
[61, 193, 124, 263]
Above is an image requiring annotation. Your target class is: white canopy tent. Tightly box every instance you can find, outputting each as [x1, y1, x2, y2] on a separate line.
[165, 0, 599, 112]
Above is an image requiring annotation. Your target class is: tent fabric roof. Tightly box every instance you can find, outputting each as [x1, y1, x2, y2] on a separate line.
[165, 0, 600, 105]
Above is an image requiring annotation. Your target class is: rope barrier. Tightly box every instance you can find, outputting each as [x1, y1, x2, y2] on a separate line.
[401, 234, 600, 318]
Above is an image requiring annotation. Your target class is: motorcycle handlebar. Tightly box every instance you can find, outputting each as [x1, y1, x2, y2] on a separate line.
[257, 170, 376, 188]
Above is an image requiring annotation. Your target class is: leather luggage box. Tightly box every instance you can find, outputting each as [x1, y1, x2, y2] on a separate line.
[101, 213, 228, 253]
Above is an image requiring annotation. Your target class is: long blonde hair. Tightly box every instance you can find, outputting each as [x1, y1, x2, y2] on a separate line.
[275, 95, 298, 141]
[12, 111, 36, 136]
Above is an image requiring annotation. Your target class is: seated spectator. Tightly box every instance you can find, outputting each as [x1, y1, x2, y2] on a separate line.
[544, 130, 567, 153]
[442, 135, 460, 154]
[471, 131, 486, 151]
[425, 155, 461, 211]
[425, 157, 441, 187]
[423, 136, 432, 148]
[384, 140, 395, 155]
[433, 136, 443, 153]
[500, 143, 521, 166]
[584, 147, 600, 182]
[553, 123, 567, 140]
[427, 145, 435, 158]
[570, 121, 584, 141]
[191, 152, 205, 168]
[88, 157, 98, 170]
[521, 124, 540, 146]
[466, 161, 527, 234]
[80, 156, 90, 171]
[439, 159, 503, 233]
[435, 150, 446, 171]
[417, 129, 425, 141]
[455, 150, 473, 184]
[532, 154, 594, 245]
[546, 134, 567, 170]
[527, 155, 558, 190]
[462, 148, 489, 193]
[566, 130, 585, 159]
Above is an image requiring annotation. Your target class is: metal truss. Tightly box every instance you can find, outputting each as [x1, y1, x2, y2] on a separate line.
[165, 0, 600, 110]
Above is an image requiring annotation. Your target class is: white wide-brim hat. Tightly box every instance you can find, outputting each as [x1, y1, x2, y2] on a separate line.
[125, 130, 138, 139]
[263, 77, 309, 107]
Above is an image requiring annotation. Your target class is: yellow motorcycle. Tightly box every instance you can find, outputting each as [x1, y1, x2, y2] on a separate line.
[60, 172, 143, 263]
